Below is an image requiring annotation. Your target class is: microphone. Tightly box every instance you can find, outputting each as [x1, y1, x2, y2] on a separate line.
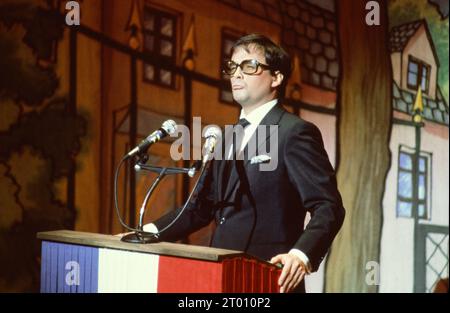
[202, 126, 221, 164]
[127, 120, 177, 157]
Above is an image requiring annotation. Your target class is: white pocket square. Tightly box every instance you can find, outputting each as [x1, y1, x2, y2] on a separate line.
[250, 154, 271, 164]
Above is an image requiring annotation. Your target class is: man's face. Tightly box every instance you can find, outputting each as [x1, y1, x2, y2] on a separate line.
[230, 46, 277, 108]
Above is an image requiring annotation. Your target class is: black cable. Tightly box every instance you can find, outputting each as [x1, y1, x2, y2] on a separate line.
[114, 155, 160, 237]
[114, 155, 139, 232]
[114, 154, 209, 239]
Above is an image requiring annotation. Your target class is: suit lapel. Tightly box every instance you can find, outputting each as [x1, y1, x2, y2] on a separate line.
[221, 105, 286, 201]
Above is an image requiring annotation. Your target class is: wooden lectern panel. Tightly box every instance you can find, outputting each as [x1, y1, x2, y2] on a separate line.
[38, 230, 281, 293]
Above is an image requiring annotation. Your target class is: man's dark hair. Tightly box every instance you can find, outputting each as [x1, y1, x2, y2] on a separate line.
[231, 33, 292, 101]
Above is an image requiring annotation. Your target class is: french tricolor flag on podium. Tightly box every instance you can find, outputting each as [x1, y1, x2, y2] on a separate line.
[39, 232, 281, 293]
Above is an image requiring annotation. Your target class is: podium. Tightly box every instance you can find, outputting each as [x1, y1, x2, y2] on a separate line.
[37, 230, 281, 293]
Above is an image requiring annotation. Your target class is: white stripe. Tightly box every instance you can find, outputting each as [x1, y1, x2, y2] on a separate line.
[98, 248, 159, 293]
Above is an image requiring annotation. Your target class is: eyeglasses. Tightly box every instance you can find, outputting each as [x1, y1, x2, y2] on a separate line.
[222, 59, 272, 76]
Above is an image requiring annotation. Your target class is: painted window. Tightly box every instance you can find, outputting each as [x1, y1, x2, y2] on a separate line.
[407, 56, 430, 95]
[143, 6, 177, 88]
[396, 148, 431, 219]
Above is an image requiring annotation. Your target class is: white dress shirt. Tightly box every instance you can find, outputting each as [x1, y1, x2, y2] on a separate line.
[227, 99, 278, 159]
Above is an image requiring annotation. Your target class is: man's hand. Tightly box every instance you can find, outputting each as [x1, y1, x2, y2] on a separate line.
[270, 253, 307, 293]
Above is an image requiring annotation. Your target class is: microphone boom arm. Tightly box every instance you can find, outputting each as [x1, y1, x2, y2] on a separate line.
[135, 163, 198, 177]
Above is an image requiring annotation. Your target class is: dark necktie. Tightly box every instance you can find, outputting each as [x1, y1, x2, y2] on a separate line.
[232, 118, 250, 159]
[222, 118, 250, 194]
[237, 118, 251, 129]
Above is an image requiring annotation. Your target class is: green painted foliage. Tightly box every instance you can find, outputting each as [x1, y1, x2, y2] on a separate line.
[0, 32, 58, 105]
[389, 0, 449, 102]
[0, 98, 87, 176]
[0, 1, 86, 292]
[0, 2, 63, 105]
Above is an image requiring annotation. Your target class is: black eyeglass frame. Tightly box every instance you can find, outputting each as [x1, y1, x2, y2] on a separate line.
[222, 59, 273, 76]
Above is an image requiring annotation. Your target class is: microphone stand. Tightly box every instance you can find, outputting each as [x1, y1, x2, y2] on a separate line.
[120, 158, 200, 244]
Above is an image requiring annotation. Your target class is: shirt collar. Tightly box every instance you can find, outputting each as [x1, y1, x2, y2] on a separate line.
[239, 99, 278, 126]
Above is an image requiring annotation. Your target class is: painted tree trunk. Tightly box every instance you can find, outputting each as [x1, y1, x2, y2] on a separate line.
[325, 0, 392, 292]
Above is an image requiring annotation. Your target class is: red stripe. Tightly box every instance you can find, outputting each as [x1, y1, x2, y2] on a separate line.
[157, 255, 223, 293]
[157, 255, 281, 293]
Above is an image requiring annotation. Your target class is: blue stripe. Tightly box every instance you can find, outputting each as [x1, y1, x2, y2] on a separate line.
[84, 247, 91, 292]
[49, 243, 58, 293]
[45, 241, 51, 292]
[91, 248, 99, 293]
[78, 246, 85, 293]
[40, 242, 48, 292]
[63, 244, 71, 293]
[70, 245, 77, 293]
[40, 241, 99, 293]
[57, 243, 65, 293]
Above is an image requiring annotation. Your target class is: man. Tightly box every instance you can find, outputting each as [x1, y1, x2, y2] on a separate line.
[141, 34, 345, 293]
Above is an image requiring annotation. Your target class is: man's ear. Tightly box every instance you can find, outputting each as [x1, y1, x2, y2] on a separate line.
[271, 71, 284, 88]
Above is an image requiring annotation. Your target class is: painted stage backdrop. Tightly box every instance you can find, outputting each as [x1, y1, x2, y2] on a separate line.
[0, 0, 448, 292]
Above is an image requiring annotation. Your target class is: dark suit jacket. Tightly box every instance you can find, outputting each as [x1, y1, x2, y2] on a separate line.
[154, 104, 345, 275]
